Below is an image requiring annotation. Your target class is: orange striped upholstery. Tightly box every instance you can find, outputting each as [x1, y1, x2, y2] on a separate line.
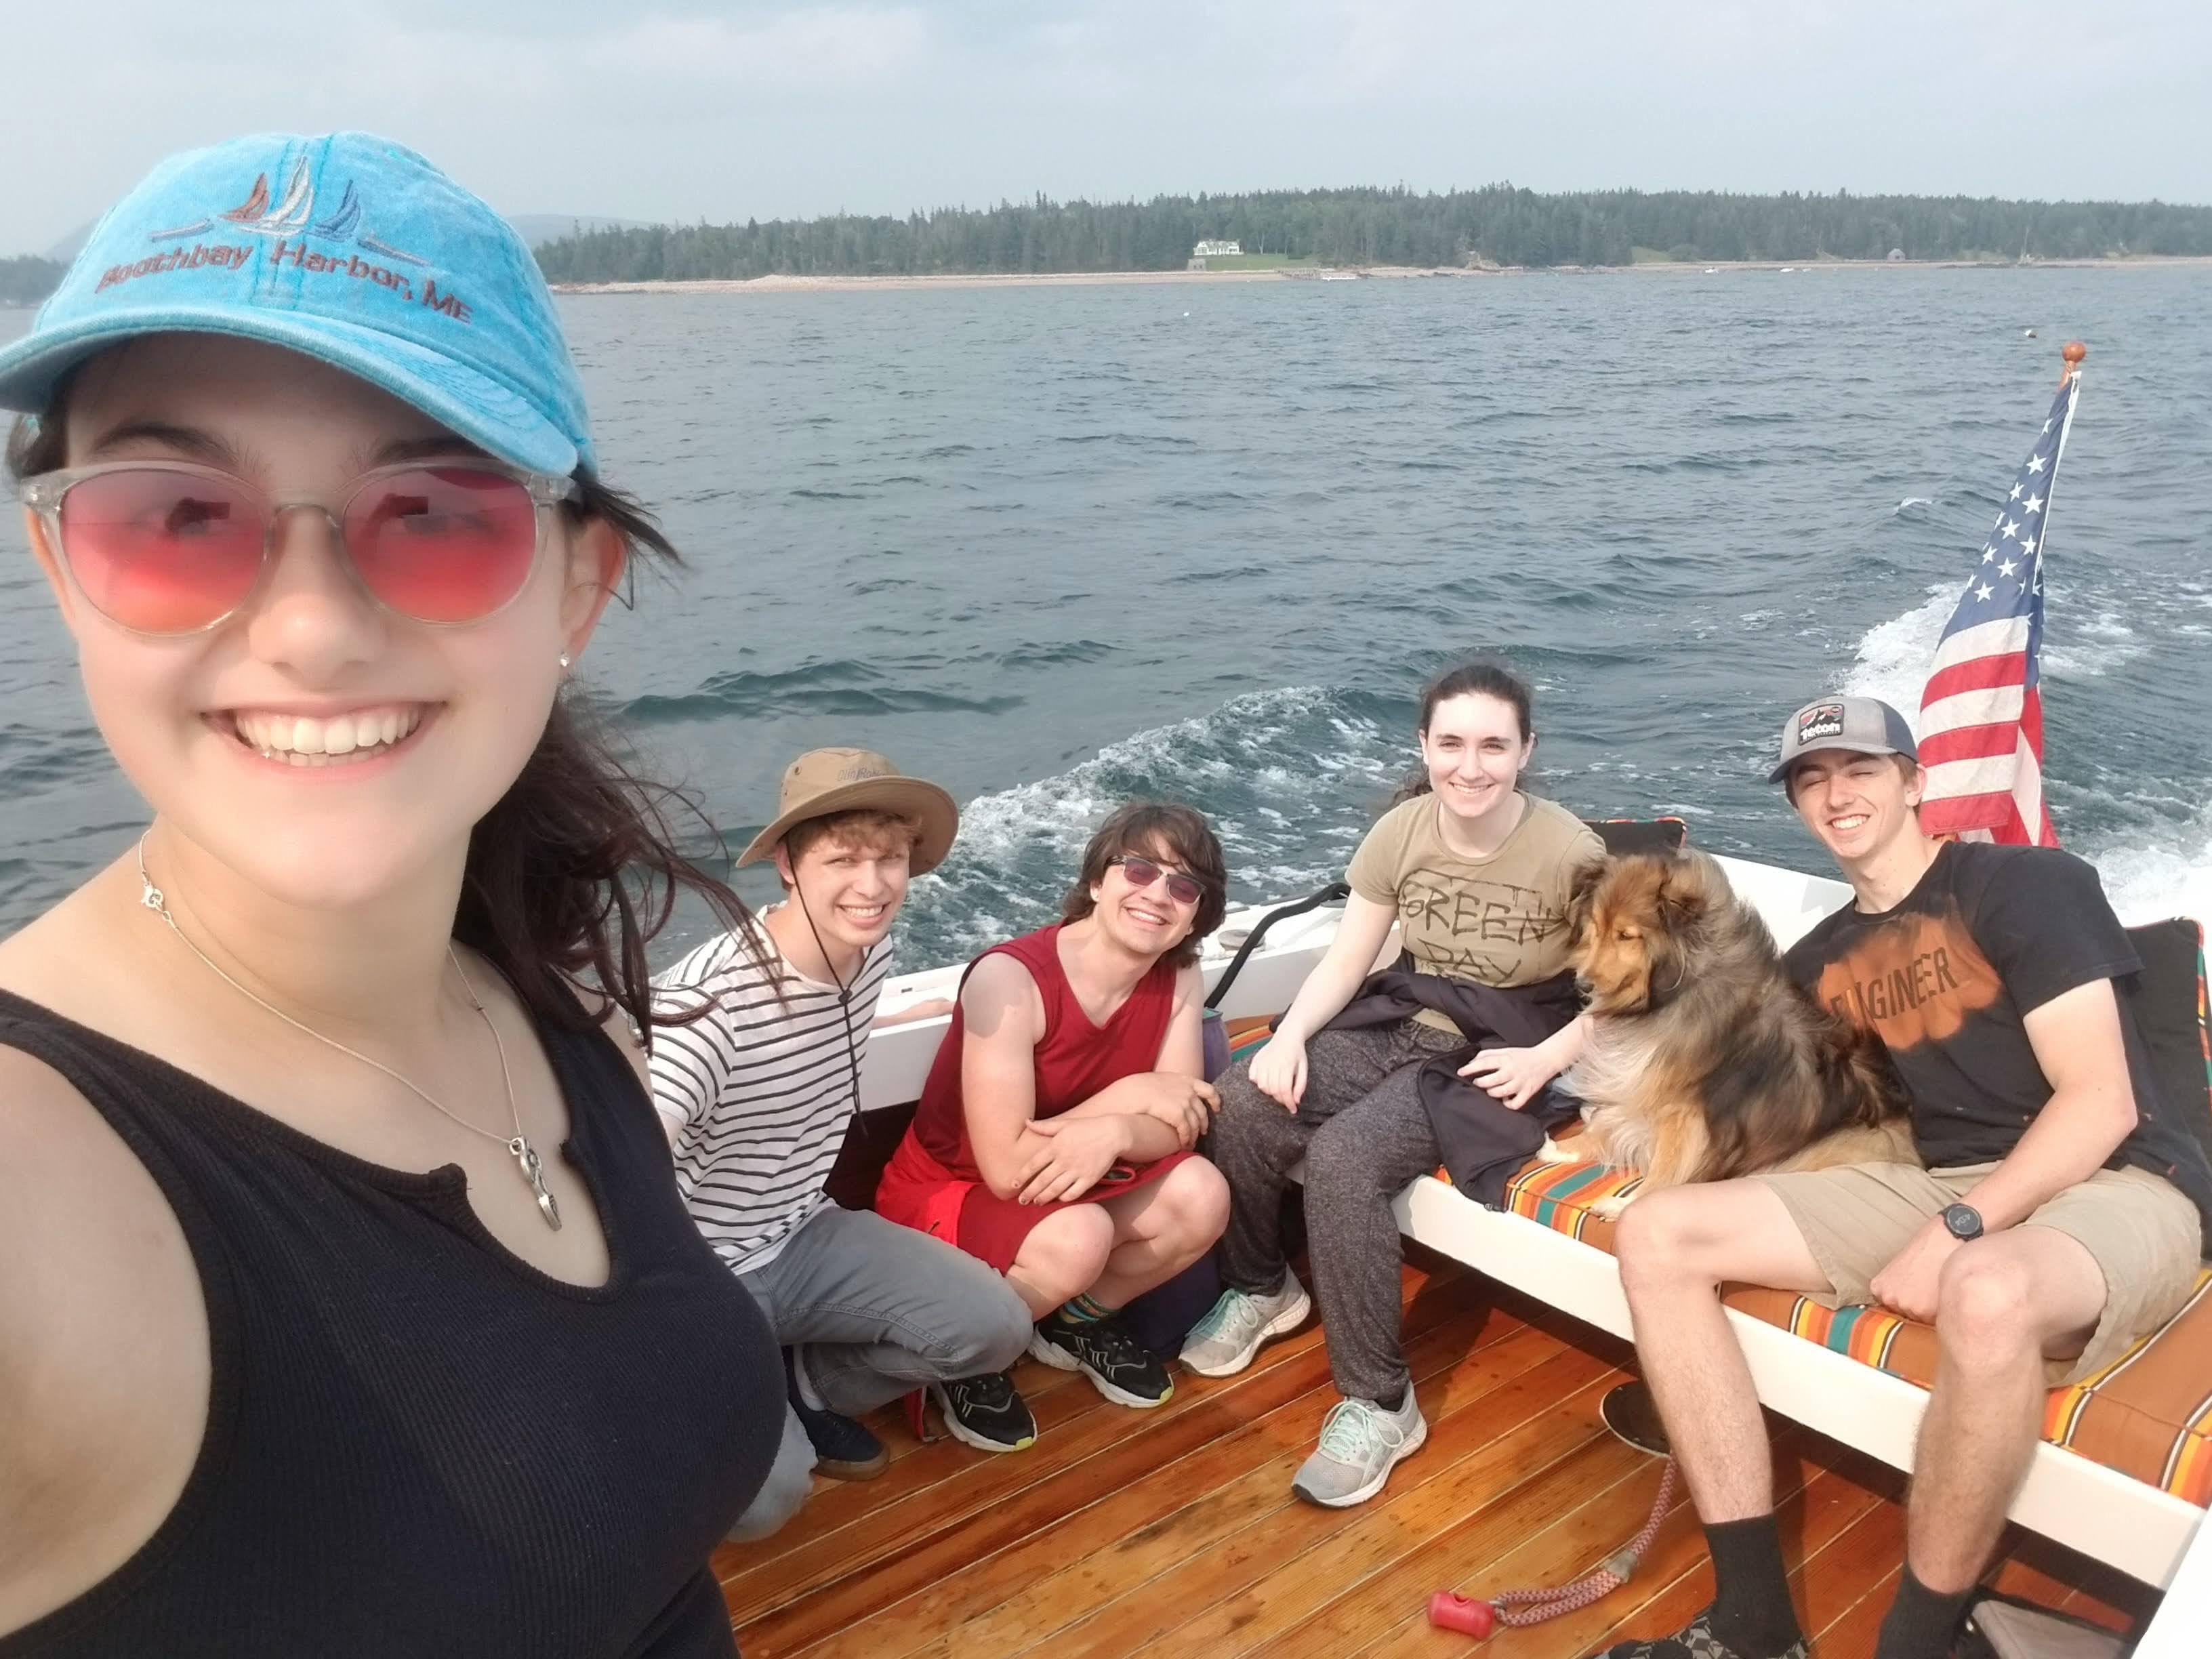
[1229, 975, 2212, 1507]
[1502, 1156, 2212, 1507]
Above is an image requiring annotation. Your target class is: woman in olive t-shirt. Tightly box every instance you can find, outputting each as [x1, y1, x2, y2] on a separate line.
[1182, 663, 1603, 1510]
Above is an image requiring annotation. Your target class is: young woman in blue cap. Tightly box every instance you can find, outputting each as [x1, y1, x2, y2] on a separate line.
[0, 134, 781, 1656]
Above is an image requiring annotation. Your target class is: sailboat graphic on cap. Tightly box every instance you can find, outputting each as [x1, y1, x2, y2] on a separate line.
[149, 157, 424, 265]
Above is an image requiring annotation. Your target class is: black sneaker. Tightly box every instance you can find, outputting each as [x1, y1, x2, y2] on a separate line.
[929, 1370, 1037, 1453]
[785, 1349, 888, 1481]
[1589, 1610, 1807, 1659]
[1028, 1315, 1174, 1408]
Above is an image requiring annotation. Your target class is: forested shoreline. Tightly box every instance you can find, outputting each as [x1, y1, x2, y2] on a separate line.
[535, 185, 2212, 283]
[9, 188, 2209, 305]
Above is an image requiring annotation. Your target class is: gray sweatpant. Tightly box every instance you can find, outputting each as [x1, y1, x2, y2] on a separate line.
[1207, 1019, 1461, 1403]
[729, 1203, 1031, 1539]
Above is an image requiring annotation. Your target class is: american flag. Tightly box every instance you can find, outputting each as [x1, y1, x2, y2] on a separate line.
[1917, 357, 2084, 846]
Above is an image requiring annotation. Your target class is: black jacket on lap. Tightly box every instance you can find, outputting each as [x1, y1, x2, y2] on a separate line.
[1326, 957, 1584, 1206]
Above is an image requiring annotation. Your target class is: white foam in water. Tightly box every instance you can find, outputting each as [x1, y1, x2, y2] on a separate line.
[2041, 608, 2146, 680]
[899, 684, 1399, 961]
[2085, 811, 2212, 936]
[1842, 583, 1955, 733]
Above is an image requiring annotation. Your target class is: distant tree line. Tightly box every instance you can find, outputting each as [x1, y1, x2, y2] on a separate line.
[0, 255, 62, 306]
[535, 186, 2212, 282]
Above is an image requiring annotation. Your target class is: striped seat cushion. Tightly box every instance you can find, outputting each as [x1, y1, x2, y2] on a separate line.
[1226, 918, 2212, 1506]
[1503, 1154, 2212, 1507]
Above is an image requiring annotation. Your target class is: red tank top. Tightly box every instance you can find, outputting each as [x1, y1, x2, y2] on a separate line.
[908, 924, 1177, 1179]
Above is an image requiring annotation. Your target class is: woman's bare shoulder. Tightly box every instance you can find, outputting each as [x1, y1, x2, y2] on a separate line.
[0, 1044, 211, 1633]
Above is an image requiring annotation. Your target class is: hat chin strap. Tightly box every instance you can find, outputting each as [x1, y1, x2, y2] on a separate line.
[794, 878, 866, 1128]
[793, 880, 854, 1001]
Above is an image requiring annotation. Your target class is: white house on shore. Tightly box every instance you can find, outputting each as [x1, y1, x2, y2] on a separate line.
[1187, 239, 1244, 270]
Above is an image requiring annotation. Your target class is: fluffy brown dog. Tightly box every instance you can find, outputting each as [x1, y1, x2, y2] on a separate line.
[1555, 849, 1916, 1205]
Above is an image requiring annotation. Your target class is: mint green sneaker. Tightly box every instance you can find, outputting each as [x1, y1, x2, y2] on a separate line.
[1177, 1271, 1311, 1378]
[1290, 1391, 1427, 1507]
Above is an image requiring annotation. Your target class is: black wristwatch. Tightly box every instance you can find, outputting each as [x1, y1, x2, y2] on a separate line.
[1941, 1202, 1984, 1242]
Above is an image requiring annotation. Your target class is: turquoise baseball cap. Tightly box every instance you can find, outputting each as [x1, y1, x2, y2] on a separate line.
[0, 131, 594, 476]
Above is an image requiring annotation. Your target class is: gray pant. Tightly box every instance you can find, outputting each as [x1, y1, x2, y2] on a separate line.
[728, 1203, 1031, 1539]
[1207, 1019, 1460, 1403]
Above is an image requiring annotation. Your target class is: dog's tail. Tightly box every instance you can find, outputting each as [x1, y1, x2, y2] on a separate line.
[1811, 1002, 1911, 1130]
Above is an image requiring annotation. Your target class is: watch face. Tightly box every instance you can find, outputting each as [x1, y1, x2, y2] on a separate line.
[1943, 1203, 1984, 1240]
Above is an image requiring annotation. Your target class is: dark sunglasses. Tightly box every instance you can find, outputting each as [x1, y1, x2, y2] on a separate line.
[1107, 854, 1207, 906]
[20, 457, 578, 636]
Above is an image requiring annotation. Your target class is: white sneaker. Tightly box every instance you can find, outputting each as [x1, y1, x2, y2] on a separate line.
[1290, 1391, 1427, 1508]
[1177, 1271, 1312, 1378]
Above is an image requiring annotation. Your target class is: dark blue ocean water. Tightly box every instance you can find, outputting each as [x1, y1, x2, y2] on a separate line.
[3, 268, 2208, 966]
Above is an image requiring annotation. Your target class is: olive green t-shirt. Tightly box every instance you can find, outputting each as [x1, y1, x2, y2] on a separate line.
[1345, 793, 1605, 1033]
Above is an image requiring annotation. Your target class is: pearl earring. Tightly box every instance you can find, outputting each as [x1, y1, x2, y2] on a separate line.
[558, 652, 572, 671]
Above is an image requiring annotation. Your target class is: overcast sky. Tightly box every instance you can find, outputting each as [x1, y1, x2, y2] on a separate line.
[6, 0, 2209, 255]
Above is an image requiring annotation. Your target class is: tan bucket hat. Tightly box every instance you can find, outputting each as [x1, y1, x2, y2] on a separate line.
[735, 747, 960, 876]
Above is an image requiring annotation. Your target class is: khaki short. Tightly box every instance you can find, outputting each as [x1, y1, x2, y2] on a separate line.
[1753, 1160, 2205, 1386]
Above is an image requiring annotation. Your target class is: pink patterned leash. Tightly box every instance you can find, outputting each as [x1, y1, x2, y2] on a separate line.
[1429, 1459, 1681, 1640]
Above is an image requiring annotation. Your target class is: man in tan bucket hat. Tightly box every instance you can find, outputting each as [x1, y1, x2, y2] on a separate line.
[649, 749, 1032, 1538]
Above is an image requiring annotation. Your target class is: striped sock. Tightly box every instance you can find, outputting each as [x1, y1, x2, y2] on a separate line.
[1052, 1294, 1114, 1326]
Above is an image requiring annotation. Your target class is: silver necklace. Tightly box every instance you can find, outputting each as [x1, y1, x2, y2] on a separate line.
[135, 835, 562, 1231]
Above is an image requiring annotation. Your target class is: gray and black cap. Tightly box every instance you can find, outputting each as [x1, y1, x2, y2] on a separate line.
[1767, 695, 1919, 785]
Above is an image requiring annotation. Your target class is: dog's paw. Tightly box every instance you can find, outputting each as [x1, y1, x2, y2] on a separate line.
[1534, 1136, 1582, 1166]
[1589, 1189, 1639, 1221]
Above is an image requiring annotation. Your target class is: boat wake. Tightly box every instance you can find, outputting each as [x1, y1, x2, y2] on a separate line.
[896, 684, 1402, 965]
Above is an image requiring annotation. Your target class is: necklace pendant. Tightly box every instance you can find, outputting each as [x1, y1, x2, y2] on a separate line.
[511, 1137, 563, 1232]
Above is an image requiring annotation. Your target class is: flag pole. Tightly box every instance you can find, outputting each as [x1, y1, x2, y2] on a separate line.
[2041, 342, 2087, 575]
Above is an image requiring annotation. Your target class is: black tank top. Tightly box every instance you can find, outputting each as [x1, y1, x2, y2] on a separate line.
[0, 988, 781, 1658]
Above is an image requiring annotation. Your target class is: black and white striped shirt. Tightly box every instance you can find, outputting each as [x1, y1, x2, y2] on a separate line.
[648, 913, 891, 1275]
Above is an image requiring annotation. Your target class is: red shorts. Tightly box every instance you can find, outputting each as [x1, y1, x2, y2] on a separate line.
[955, 1151, 1195, 1273]
[877, 1131, 1194, 1274]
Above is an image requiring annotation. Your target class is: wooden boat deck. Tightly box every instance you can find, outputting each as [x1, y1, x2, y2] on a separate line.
[713, 1250, 2158, 1658]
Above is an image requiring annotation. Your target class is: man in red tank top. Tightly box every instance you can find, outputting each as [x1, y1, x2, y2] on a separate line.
[878, 804, 1233, 1450]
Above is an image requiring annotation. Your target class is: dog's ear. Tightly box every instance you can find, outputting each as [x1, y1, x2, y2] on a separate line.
[1655, 855, 1708, 930]
[1566, 855, 1609, 939]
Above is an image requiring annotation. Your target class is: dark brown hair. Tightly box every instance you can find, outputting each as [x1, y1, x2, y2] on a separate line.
[7, 394, 759, 1046]
[1059, 802, 1228, 969]
[1392, 659, 1536, 806]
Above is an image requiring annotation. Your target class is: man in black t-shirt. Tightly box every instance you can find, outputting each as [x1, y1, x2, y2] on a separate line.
[1592, 695, 2210, 1659]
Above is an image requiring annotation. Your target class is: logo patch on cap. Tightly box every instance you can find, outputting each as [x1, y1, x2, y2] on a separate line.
[96, 156, 471, 322]
[1796, 703, 1846, 747]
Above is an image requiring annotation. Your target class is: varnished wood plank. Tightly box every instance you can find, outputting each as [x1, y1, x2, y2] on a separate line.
[799, 1297, 1556, 1659]
[715, 1250, 2168, 1659]
[1326, 1454, 1673, 1659]
[1793, 1496, 1908, 1637]
[725, 1263, 1460, 1599]
[731, 1351, 1096, 1563]
[756, 1330, 1367, 1657]
[1356, 1454, 1715, 1659]
[1215, 1425, 1654, 1658]
[1008, 1347, 1620, 1659]
[935, 1319, 1585, 1659]
[1256, 1427, 1819, 1659]
[1099, 1353, 1622, 1658]
[715, 1350, 1108, 1610]
[744, 1264, 1497, 1654]
[1806, 1565, 1900, 1659]
[1554, 1445, 1878, 1659]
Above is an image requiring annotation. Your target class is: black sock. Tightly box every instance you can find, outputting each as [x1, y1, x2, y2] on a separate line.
[1874, 1566, 1975, 1659]
[1376, 1385, 1408, 1412]
[1705, 1515, 1803, 1658]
